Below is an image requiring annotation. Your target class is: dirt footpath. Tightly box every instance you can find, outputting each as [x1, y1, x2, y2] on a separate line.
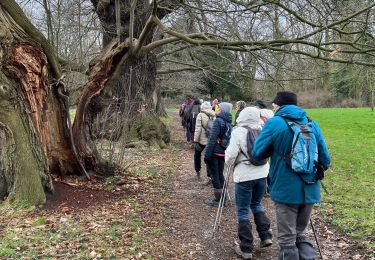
[162, 112, 372, 259]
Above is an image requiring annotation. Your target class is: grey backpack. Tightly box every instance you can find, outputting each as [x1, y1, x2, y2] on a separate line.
[203, 116, 214, 138]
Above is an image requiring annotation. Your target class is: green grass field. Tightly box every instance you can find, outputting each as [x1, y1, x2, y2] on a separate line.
[306, 108, 375, 246]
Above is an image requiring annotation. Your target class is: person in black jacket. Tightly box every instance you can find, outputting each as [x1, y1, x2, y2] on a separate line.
[204, 102, 233, 206]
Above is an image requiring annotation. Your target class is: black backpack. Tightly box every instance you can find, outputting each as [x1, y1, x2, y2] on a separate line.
[189, 105, 201, 132]
[240, 127, 267, 166]
[182, 104, 192, 128]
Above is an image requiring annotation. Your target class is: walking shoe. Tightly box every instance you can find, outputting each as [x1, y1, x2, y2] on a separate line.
[204, 198, 220, 206]
[234, 245, 252, 259]
[260, 238, 272, 248]
[196, 171, 201, 179]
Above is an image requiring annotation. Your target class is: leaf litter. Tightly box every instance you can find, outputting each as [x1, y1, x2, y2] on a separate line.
[0, 111, 373, 259]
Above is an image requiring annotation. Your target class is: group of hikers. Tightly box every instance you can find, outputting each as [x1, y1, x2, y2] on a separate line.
[179, 91, 331, 260]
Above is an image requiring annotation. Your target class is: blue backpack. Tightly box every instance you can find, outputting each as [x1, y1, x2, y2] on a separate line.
[282, 117, 318, 181]
[217, 121, 232, 149]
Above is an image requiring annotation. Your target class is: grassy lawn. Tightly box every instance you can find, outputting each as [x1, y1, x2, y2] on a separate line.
[306, 108, 375, 246]
[165, 107, 178, 113]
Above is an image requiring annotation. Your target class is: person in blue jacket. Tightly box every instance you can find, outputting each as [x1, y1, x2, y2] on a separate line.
[252, 91, 331, 260]
[204, 102, 233, 206]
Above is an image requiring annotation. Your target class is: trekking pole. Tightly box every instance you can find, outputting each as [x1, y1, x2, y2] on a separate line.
[223, 166, 232, 203]
[321, 181, 329, 195]
[310, 218, 324, 260]
[212, 164, 232, 239]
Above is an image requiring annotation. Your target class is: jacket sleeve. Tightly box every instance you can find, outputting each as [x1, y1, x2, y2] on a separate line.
[252, 118, 275, 160]
[204, 119, 221, 159]
[313, 121, 331, 170]
[194, 113, 203, 142]
[225, 128, 240, 166]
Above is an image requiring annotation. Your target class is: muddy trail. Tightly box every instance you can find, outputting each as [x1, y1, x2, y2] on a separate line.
[0, 112, 371, 259]
[163, 111, 371, 259]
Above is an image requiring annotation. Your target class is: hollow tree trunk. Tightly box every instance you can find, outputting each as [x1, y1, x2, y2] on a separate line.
[0, 3, 81, 204]
[88, 0, 175, 133]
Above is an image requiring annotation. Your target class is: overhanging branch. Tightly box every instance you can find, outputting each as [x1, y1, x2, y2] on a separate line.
[150, 14, 375, 66]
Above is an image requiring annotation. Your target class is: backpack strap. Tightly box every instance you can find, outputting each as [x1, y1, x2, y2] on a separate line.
[277, 116, 317, 185]
[239, 126, 251, 159]
[235, 126, 266, 167]
[201, 114, 212, 131]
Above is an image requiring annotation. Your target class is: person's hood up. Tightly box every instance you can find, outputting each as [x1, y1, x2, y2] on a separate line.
[236, 107, 261, 129]
[201, 108, 215, 117]
[260, 108, 274, 120]
[218, 102, 233, 113]
[201, 101, 211, 110]
[275, 105, 307, 123]
[217, 111, 232, 123]
[201, 101, 215, 116]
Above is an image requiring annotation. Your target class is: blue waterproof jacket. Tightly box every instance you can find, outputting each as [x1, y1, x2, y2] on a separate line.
[252, 105, 331, 204]
[204, 112, 232, 159]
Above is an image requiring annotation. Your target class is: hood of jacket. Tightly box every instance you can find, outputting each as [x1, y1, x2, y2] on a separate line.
[201, 108, 215, 117]
[275, 105, 307, 123]
[216, 111, 232, 123]
[236, 107, 261, 129]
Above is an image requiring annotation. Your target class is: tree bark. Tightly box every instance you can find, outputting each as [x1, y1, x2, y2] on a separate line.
[88, 0, 179, 133]
[0, 7, 64, 204]
[72, 39, 131, 169]
[0, 1, 133, 204]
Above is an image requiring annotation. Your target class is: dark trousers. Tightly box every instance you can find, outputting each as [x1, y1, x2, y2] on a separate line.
[194, 144, 206, 173]
[207, 156, 225, 189]
[186, 129, 192, 142]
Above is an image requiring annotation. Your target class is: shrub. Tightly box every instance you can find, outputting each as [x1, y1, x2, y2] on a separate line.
[298, 90, 335, 108]
[339, 98, 363, 108]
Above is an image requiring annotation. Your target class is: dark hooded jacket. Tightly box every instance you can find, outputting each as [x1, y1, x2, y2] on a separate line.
[204, 111, 232, 159]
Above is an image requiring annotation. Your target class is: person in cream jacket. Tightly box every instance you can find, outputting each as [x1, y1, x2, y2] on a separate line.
[225, 107, 272, 259]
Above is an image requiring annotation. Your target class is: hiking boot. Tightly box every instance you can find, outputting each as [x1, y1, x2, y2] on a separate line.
[204, 188, 222, 207]
[204, 198, 220, 206]
[260, 238, 272, 248]
[196, 171, 201, 179]
[253, 212, 272, 242]
[296, 234, 317, 259]
[234, 245, 252, 259]
[238, 221, 254, 255]
[278, 245, 299, 260]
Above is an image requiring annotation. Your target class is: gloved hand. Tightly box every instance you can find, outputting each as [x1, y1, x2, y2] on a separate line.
[315, 163, 325, 181]
[194, 143, 202, 152]
[204, 157, 211, 164]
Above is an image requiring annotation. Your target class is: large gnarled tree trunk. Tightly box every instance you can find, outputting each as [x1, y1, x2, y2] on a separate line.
[0, 3, 74, 204]
[88, 0, 179, 131]
[0, 0, 185, 205]
[0, 1, 133, 204]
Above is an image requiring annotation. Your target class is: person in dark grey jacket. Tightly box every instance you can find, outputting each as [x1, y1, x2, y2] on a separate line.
[204, 102, 232, 206]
